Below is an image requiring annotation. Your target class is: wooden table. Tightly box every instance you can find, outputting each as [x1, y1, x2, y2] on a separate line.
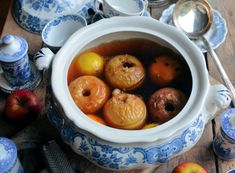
[0, 0, 235, 172]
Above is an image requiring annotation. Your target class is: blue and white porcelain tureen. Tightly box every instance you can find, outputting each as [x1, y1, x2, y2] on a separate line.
[49, 16, 232, 170]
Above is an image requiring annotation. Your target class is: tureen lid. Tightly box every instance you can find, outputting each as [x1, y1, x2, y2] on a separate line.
[221, 108, 235, 141]
[0, 137, 17, 172]
[0, 34, 28, 62]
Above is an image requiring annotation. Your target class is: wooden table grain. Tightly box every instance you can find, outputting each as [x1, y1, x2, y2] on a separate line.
[0, 0, 235, 173]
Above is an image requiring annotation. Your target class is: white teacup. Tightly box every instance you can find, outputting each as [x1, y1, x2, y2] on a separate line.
[95, 0, 148, 17]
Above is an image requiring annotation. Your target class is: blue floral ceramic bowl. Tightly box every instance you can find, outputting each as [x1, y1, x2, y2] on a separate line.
[49, 16, 231, 170]
[41, 14, 87, 52]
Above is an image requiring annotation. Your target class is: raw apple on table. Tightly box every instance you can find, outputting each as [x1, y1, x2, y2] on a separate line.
[4, 89, 42, 123]
[172, 162, 207, 173]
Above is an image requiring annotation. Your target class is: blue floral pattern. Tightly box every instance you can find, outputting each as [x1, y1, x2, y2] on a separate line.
[1, 54, 32, 87]
[0, 36, 28, 62]
[13, 0, 95, 34]
[26, 0, 72, 13]
[13, 0, 47, 34]
[48, 104, 204, 170]
[0, 35, 33, 87]
[42, 15, 86, 41]
[0, 59, 42, 94]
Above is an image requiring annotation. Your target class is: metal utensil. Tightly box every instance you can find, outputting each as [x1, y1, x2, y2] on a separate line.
[42, 141, 76, 173]
[172, 0, 235, 106]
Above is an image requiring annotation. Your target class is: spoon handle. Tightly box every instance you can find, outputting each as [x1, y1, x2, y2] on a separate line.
[202, 36, 235, 107]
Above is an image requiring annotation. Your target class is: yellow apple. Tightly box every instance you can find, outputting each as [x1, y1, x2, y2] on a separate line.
[75, 52, 104, 77]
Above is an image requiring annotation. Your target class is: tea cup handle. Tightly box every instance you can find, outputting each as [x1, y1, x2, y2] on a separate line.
[34, 48, 55, 71]
[204, 84, 231, 122]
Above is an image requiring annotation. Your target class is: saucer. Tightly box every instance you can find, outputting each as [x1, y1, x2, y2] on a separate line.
[0, 60, 42, 93]
[78, 0, 151, 24]
[159, 4, 228, 53]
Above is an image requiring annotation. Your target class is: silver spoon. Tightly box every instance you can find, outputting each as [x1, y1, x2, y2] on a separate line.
[172, 0, 235, 106]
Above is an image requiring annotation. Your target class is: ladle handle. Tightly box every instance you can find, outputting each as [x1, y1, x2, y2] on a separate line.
[202, 36, 235, 107]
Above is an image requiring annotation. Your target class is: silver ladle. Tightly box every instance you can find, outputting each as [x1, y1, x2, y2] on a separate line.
[173, 0, 235, 106]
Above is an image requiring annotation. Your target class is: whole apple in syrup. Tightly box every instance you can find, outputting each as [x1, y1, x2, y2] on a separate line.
[4, 89, 42, 123]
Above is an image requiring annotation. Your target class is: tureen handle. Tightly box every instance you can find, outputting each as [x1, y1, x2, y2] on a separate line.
[34, 48, 55, 71]
[204, 84, 231, 122]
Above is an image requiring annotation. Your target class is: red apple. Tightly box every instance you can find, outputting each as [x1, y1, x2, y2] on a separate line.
[4, 89, 42, 123]
[172, 162, 207, 173]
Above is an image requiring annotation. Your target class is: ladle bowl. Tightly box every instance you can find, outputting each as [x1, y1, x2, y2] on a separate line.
[173, 0, 235, 106]
[173, 0, 213, 39]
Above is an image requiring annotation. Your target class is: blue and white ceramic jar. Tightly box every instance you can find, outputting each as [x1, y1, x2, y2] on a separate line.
[0, 35, 32, 87]
[0, 137, 24, 173]
[213, 108, 235, 160]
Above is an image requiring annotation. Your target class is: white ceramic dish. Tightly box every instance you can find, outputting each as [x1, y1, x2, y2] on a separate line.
[159, 4, 227, 53]
[48, 16, 231, 170]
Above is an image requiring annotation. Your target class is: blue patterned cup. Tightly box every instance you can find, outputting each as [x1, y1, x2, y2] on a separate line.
[0, 35, 32, 87]
[213, 108, 235, 160]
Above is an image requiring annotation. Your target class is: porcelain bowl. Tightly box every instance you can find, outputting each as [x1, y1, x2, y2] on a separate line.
[41, 14, 87, 52]
[49, 16, 231, 170]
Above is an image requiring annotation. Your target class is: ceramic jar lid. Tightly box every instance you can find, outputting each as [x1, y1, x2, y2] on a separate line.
[0, 137, 17, 172]
[0, 35, 28, 62]
[221, 108, 235, 142]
